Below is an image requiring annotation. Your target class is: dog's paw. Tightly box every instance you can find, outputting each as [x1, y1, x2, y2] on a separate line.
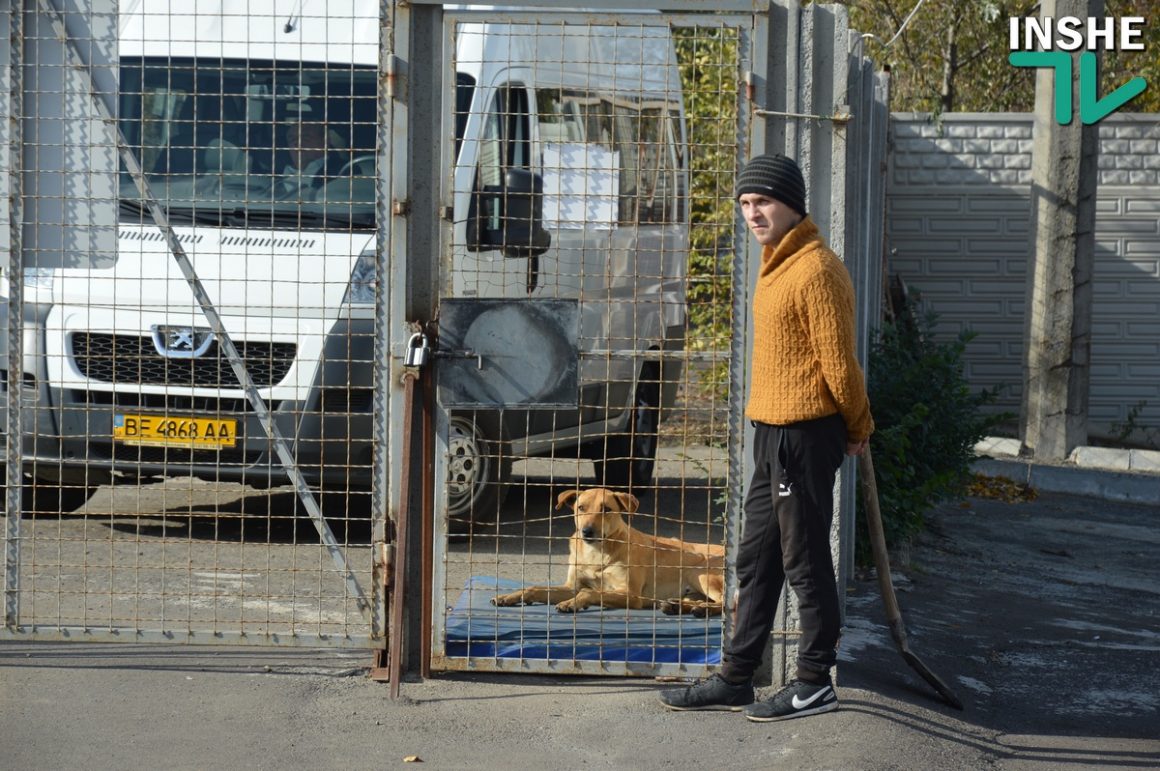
[555, 600, 580, 613]
[660, 599, 683, 616]
[491, 593, 519, 607]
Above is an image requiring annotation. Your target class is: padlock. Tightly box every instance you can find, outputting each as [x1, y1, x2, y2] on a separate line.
[404, 332, 430, 368]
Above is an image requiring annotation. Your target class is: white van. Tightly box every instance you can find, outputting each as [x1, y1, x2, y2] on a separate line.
[1, 1, 688, 520]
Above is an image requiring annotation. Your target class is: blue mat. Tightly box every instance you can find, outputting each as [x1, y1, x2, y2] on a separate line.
[445, 576, 722, 664]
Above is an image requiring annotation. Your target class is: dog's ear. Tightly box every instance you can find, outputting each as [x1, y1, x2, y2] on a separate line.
[556, 490, 581, 510]
[613, 491, 639, 513]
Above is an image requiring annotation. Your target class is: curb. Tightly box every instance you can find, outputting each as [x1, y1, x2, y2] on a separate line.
[972, 457, 1160, 507]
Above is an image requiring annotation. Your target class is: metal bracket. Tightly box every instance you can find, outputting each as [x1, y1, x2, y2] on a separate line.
[755, 108, 853, 125]
[369, 541, 394, 681]
[433, 348, 483, 370]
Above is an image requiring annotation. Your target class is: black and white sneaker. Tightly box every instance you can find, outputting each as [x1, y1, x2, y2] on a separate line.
[659, 674, 755, 712]
[744, 679, 838, 722]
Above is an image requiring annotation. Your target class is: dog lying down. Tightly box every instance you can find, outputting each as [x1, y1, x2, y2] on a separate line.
[491, 488, 724, 616]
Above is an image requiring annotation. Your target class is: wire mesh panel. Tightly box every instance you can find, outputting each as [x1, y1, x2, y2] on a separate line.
[2, 0, 388, 647]
[431, 10, 753, 676]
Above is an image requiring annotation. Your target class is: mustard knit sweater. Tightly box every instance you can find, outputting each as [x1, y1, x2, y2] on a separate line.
[746, 217, 874, 442]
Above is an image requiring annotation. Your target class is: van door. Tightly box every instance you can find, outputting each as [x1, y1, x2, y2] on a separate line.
[454, 79, 538, 301]
[452, 77, 592, 441]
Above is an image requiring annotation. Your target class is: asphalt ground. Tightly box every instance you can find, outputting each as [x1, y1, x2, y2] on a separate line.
[2, 485, 1159, 769]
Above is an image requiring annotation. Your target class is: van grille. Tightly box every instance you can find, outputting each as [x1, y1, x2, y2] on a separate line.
[72, 333, 296, 388]
[72, 389, 281, 415]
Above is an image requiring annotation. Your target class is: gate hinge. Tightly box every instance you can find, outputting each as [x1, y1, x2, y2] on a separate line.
[384, 54, 404, 101]
[392, 199, 411, 217]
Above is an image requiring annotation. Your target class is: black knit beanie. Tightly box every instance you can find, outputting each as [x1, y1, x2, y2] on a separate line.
[734, 153, 807, 216]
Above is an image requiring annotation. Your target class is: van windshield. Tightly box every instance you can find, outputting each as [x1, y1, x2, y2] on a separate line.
[119, 57, 377, 231]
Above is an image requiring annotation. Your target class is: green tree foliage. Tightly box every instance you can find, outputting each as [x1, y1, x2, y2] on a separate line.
[1102, 0, 1160, 110]
[840, 0, 1159, 114]
[675, 27, 740, 375]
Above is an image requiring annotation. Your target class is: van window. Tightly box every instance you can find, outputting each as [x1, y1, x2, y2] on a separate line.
[535, 89, 679, 226]
[478, 84, 531, 186]
[626, 102, 677, 223]
[455, 72, 476, 160]
[473, 84, 531, 233]
[118, 57, 377, 231]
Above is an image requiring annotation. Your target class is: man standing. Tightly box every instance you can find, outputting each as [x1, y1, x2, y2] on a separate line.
[660, 154, 873, 722]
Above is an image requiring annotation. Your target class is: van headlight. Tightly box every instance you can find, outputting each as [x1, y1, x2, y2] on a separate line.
[342, 248, 377, 305]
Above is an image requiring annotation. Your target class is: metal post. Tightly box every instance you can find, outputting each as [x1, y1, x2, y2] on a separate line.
[371, 0, 397, 656]
[4, 0, 26, 630]
[825, 8, 853, 656]
[402, 1, 442, 678]
[838, 37, 870, 594]
[753, 0, 800, 687]
[727, 6, 763, 682]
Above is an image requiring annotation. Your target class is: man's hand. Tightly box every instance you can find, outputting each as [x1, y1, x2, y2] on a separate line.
[846, 438, 869, 457]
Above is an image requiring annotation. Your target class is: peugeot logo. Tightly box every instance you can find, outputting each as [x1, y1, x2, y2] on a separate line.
[151, 324, 215, 359]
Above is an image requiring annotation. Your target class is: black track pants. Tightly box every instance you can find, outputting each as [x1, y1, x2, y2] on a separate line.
[722, 413, 847, 684]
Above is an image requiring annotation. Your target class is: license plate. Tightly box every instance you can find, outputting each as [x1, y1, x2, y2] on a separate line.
[113, 414, 238, 450]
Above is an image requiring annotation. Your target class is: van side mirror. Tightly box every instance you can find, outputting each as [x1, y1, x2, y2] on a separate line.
[467, 168, 551, 257]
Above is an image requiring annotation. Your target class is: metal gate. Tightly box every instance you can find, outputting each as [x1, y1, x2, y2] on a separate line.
[2, 0, 394, 648]
[427, 5, 763, 677]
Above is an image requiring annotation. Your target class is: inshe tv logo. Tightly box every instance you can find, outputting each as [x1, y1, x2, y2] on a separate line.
[1008, 16, 1148, 124]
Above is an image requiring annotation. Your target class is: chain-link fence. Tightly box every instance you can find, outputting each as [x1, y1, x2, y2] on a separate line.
[427, 8, 758, 677]
[3, 0, 387, 647]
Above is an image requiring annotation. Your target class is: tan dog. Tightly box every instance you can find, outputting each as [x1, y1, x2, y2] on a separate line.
[491, 488, 725, 616]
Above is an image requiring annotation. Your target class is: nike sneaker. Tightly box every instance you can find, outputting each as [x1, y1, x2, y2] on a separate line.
[659, 674, 755, 711]
[744, 678, 838, 722]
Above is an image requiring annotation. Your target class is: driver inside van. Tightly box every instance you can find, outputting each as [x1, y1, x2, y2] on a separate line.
[280, 121, 347, 196]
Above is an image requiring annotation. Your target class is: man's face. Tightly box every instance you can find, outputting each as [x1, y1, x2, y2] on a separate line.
[286, 123, 328, 167]
[738, 193, 801, 247]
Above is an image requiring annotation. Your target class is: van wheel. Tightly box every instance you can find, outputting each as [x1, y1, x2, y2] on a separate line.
[446, 414, 510, 528]
[593, 370, 660, 494]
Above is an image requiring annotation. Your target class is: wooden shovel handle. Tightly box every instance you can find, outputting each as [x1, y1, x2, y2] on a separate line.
[857, 447, 906, 634]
